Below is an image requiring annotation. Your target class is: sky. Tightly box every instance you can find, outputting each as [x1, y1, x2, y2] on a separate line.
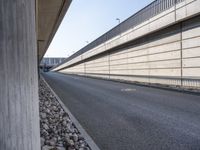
[45, 0, 154, 58]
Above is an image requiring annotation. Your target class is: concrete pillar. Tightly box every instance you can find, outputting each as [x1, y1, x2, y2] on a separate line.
[0, 0, 40, 150]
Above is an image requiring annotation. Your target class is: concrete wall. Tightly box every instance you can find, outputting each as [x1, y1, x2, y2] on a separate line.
[54, 0, 200, 71]
[59, 15, 200, 88]
[0, 0, 40, 150]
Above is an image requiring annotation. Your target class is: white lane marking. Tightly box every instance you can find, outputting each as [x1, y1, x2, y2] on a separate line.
[121, 88, 136, 92]
[69, 76, 80, 80]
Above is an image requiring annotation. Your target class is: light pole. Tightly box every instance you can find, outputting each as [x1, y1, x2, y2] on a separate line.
[116, 18, 121, 24]
[116, 18, 121, 36]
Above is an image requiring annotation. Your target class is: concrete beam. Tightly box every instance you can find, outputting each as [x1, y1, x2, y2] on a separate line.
[37, 0, 72, 61]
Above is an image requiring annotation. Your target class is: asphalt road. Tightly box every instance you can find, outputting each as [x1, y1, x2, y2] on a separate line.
[43, 72, 200, 150]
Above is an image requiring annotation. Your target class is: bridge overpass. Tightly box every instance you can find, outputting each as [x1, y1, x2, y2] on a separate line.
[54, 0, 200, 88]
[40, 57, 66, 71]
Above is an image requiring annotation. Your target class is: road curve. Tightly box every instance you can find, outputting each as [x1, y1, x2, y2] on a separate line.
[43, 72, 200, 150]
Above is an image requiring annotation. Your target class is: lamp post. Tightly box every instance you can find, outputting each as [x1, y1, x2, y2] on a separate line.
[116, 18, 121, 24]
[116, 18, 121, 36]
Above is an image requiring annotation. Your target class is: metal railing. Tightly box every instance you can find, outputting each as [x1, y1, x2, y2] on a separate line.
[55, 0, 184, 69]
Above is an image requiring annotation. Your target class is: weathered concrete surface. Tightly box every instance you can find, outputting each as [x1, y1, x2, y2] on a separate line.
[0, 0, 40, 149]
[37, 0, 72, 60]
[55, 14, 200, 88]
[0, 0, 72, 149]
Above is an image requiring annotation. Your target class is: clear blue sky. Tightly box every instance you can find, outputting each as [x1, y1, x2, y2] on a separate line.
[45, 0, 154, 58]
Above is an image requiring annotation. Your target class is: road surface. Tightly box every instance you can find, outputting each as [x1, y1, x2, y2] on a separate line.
[43, 72, 200, 150]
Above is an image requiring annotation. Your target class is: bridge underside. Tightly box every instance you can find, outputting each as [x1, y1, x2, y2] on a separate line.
[37, 0, 71, 60]
[0, 0, 71, 149]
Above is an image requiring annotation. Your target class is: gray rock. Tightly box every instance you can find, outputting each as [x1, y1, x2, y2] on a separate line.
[43, 123, 49, 130]
[54, 113, 60, 118]
[41, 112, 47, 119]
[72, 134, 78, 142]
[39, 79, 90, 150]
[56, 147, 66, 150]
[56, 142, 64, 147]
[74, 143, 79, 149]
[62, 120, 67, 126]
[66, 139, 74, 147]
[44, 101, 49, 106]
[42, 145, 54, 150]
[49, 137, 57, 146]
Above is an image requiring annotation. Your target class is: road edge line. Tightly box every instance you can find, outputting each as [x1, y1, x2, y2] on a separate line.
[41, 76, 101, 150]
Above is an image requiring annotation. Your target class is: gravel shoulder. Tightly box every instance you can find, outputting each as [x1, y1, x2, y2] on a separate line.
[39, 78, 92, 150]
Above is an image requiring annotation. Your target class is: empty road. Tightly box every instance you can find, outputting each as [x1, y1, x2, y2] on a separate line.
[43, 72, 200, 150]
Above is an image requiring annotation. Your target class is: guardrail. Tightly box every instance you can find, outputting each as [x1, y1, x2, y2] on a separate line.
[55, 0, 184, 68]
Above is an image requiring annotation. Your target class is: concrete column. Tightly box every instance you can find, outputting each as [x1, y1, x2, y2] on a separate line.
[0, 0, 40, 150]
